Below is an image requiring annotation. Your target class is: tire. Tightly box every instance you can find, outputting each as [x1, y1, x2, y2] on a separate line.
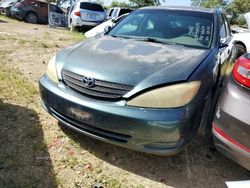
[5, 8, 11, 17]
[68, 20, 73, 31]
[69, 23, 78, 32]
[25, 12, 38, 24]
[199, 87, 222, 142]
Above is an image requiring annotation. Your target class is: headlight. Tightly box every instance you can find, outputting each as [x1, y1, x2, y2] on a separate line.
[126, 81, 201, 108]
[46, 55, 59, 84]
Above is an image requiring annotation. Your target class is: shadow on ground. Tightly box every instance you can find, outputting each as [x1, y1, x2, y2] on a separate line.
[0, 19, 7, 23]
[60, 123, 250, 188]
[0, 100, 57, 188]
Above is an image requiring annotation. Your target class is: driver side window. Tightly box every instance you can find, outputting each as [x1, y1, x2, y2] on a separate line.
[219, 14, 230, 43]
[219, 15, 226, 40]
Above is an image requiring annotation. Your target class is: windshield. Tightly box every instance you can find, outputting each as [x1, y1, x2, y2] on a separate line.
[108, 9, 214, 48]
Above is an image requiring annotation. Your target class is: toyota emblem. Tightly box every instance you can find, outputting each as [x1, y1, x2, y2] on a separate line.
[82, 76, 95, 87]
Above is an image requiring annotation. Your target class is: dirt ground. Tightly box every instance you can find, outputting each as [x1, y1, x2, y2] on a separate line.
[0, 16, 249, 188]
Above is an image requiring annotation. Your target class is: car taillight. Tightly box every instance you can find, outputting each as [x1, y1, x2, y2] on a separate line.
[232, 55, 250, 88]
[74, 11, 81, 17]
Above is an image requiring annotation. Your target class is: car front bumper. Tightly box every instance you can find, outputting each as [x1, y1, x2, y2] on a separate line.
[10, 8, 25, 19]
[39, 75, 203, 155]
[213, 76, 250, 170]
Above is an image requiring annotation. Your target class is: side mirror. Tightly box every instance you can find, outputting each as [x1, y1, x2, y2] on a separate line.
[220, 38, 228, 48]
[104, 26, 112, 33]
[220, 42, 229, 48]
[111, 18, 115, 23]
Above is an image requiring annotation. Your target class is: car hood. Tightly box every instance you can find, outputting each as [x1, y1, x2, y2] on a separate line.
[60, 36, 211, 95]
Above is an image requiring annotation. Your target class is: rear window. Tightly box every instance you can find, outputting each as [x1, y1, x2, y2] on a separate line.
[80, 2, 104, 12]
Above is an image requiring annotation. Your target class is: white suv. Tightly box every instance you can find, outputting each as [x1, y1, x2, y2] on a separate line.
[68, 1, 105, 30]
[106, 7, 132, 20]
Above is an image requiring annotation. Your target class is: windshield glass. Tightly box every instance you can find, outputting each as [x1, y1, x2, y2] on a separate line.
[108, 9, 214, 48]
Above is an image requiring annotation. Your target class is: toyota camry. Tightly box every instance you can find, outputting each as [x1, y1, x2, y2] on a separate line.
[39, 6, 234, 155]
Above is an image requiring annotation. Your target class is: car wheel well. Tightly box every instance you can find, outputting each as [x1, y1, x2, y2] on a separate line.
[233, 41, 247, 52]
[198, 85, 221, 142]
[25, 11, 38, 17]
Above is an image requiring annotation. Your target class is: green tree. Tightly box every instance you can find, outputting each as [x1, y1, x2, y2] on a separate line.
[226, 0, 250, 26]
[129, 0, 163, 7]
[227, 0, 250, 15]
[110, 1, 131, 8]
[191, 0, 250, 26]
[191, 0, 228, 8]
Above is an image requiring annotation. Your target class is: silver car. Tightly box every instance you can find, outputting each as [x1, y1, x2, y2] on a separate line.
[68, 1, 105, 30]
[213, 53, 250, 170]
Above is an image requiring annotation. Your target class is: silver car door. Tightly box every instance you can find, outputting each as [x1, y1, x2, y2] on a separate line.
[48, 3, 66, 27]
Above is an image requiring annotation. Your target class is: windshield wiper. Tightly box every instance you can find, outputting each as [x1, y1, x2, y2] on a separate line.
[141, 37, 165, 44]
[108, 35, 183, 46]
[109, 35, 135, 39]
[135, 37, 176, 45]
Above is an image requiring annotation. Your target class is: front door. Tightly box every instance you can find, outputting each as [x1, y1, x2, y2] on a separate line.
[49, 3, 66, 27]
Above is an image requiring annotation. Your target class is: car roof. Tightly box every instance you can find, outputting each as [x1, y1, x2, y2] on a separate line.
[141, 6, 217, 14]
[78, 0, 101, 4]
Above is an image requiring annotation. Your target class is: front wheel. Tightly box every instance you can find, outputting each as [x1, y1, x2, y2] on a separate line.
[25, 12, 38, 24]
[5, 8, 11, 17]
[198, 87, 222, 142]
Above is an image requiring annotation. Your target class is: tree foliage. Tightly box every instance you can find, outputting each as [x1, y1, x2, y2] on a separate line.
[227, 0, 250, 15]
[110, 1, 131, 8]
[129, 0, 162, 7]
[191, 0, 228, 8]
[191, 0, 250, 26]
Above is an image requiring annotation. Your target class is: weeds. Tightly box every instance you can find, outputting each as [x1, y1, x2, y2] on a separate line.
[0, 65, 38, 102]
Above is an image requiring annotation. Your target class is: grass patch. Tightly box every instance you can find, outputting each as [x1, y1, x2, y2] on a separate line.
[37, 42, 49, 48]
[100, 175, 122, 188]
[0, 65, 38, 103]
[68, 31, 85, 42]
[0, 15, 18, 23]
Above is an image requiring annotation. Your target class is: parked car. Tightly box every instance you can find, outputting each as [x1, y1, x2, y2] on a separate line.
[11, 0, 48, 23]
[84, 13, 128, 38]
[0, 0, 18, 17]
[230, 12, 250, 60]
[57, 0, 75, 13]
[213, 53, 250, 170]
[67, 1, 105, 30]
[106, 7, 133, 20]
[40, 6, 234, 155]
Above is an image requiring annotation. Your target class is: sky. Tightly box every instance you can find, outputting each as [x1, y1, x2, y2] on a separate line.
[103, 0, 191, 6]
[162, 0, 191, 6]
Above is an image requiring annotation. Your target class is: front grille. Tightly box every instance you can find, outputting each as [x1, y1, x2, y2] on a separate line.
[62, 70, 133, 99]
